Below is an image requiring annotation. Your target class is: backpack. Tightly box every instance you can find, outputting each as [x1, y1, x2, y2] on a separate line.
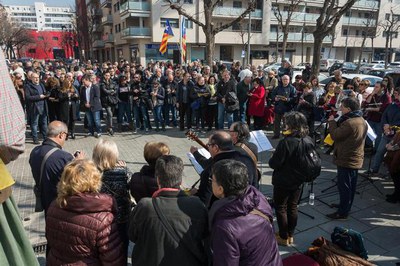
[331, 226, 368, 260]
[294, 136, 321, 182]
[225, 91, 239, 113]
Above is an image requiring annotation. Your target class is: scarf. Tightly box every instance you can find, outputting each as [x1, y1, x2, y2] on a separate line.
[337, 110, 363, 126]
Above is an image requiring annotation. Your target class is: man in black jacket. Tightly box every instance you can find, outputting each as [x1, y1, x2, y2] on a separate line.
[29, 121, 84, 214]
[129, 155, 208, 266]
[190, 131, 257, 207]
[177, 72, 195, 131]
[80, 74, 103, 137]
[216, 70, 238, 129]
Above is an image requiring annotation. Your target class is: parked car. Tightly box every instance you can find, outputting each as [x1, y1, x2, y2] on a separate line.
[389, 62, 400, 69]
[263, 62, 282, 73]
[292, 71, 327, 83]
[293, 62, 310, 71]
[328, 62, 358, 76]
[366, 69, 395, 78]
[319, 74, 382, 92]
[359, 63, 386, 74]
[385, 72, 400, 88]
[371, 60, 384, 64]
[320, 59, 340, 72]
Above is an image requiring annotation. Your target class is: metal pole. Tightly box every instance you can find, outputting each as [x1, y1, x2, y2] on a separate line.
[301, 23, 304, 63]
[344, 11, 350, 61]
[247, 11, 251, 66]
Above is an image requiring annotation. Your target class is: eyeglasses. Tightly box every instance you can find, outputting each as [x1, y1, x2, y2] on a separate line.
[360, 83, 366, 86]
[206, 143, 216, 148]
[60, 132, 68, 137]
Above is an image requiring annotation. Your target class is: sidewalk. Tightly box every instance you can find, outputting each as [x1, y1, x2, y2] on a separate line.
[8, 127, 400, 265]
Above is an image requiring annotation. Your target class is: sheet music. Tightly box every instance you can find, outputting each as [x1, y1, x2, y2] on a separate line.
[198, 148, 211, 159]
[249, 130, 273, 152]
[366, 121, 377, 141]
[186, 152, 204, 175]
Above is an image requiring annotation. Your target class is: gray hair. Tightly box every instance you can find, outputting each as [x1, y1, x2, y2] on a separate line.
[47, 121, 68, 137]
[155, 155, 183, 189]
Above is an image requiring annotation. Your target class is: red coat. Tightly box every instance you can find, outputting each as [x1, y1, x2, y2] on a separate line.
[46, 193, 126, 266]
[248, 85, 266, 117]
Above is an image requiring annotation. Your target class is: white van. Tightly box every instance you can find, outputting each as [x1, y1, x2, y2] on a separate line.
[320, 59, 340, 72]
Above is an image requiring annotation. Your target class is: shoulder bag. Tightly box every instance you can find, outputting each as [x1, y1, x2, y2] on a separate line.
[34, 147, 58, 212]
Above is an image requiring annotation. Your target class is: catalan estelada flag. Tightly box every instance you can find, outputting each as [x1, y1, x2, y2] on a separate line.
[180, 16, 187, 64]
[159, 20, 174, 55]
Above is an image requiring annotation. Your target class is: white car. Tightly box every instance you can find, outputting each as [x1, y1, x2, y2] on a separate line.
[293, 63, 310, 71]
[359, 63, 385, 74]
[319, 74, 382, 93]
[263, 62, 282, 73]
[292, 71, 327, 83]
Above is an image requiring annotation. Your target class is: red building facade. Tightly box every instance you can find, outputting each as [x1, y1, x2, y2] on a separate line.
[20, 30, 76, 60]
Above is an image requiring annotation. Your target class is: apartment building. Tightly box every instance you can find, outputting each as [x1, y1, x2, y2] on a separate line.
[84, 0, 400, 65]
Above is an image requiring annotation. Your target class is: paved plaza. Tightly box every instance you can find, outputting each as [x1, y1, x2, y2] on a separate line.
[8, 125, 400, 265]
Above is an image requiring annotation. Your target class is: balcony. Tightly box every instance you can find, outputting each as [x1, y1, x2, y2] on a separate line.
[270, 11, 320, 23]
[93, 24, 102, 32]
[353, 0, 379, 10]
[93, 40, 105, 48]
[103, 34, 114, 43]
[213, 7, 263, 19]
[121, 27, 151, 39]
[342, 17, 377, 27]
[101, 14, 113, 25]
[269, 32, 331, 43]
[120, 1, 151, 19]
[101, 0, 112, 8]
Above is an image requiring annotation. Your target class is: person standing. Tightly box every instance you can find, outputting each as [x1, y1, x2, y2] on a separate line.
[0, 50, 39, 266]
[80, 74, 103, 137]
[25, 72, 49, 144]
[100, 71, 118, 135]
[216, 70, 238, 129]
[150, 80, 165, 131]
[236, 74, 251, 123]
[177, 72, 195, 131]
[210, 160, 282, 266]
[247, 78, 266, 130]
[129, 155, 208, 266]
[271, 75, 297, 139]
[326, 97, 367, 220]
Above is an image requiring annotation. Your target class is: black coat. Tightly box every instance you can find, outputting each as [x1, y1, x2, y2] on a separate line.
[29, 139, 74, 212]
[194, 150, 257, 207]
[24, 81, 48, 117]
[57, 89, 79, 122]
[80, 84, 102, 112]
[99, 80, 118, 108]
[130, 165, 158, 203]
[177, 80, 195, 104]
[269, 135, 308, 190]
[129, 189, 208, 266]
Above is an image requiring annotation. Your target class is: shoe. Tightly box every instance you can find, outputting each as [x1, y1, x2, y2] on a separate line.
[145, 128, 149, 133]
[33, 139, 40, 145]
[272, 135, 280, 139]
[360, 170, 378, 178]
[109, 128, 114, 136]
[330, 203, 340, 208]
[70, 133, 76, 139]
[288, 236, 294, 245]
[326, 212, 348, 220]
[275, 235, 289, 246]
[155, 128, 160, 132]
[94, 133, 101, 138]
[386, 197, 400, 203]
[86, 132, 93, 137]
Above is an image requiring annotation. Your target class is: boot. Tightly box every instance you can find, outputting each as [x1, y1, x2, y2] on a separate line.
[162, 123, 166, 131]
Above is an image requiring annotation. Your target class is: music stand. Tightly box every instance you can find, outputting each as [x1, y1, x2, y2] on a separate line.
[297, 182, 315, 219]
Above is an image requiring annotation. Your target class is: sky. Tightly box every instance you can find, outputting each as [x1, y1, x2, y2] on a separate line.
[2, 0, 75, 7]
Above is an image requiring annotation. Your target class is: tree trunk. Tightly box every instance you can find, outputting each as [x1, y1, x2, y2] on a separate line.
[282, 28, 288, 61]
[311, 33, 323, 77]
[205, 32, 215, 68]
[356, 36, 367, 73]
[384, 34, 390, 68]
[371, 37, 374, 62]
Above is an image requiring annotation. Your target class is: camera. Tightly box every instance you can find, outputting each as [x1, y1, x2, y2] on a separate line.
[73, 150, 81, 158]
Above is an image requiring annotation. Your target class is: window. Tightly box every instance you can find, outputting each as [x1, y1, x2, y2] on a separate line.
[218, 1, 223, 7]
[184, 0, 193, 3]
[393, 15, 400, 22]
[28, 48, 36, 53]
[52, 37, 59, 41]
[356, 30, 359, 36]
[185, 18, 193, 29]
[232, 22, 241, 31]
[233, 1, 242, 8]
[343, 29, 348, 36]
[385, 13, 390, 20]
[160, 18, 179, 28]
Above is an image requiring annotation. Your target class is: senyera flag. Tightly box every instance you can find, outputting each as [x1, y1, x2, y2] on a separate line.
[159, 20, 174, 55]
[180, 16, 187, 64]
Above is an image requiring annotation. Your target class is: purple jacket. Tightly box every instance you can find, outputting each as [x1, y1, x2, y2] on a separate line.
[209, 186, 282, 266]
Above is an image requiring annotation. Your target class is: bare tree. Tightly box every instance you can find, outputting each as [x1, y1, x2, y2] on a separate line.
[311, 0, 358, 76]
[164, 0, 256, 66]
[37, 34, 52, 60]
[271, 0, 303, 61]
[381, 9, 400, 68]
[237, 21, 254, 65]
[356, 9, 379, 72]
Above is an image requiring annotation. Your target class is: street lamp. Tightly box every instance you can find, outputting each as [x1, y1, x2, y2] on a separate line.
[344, 10, 351, 61]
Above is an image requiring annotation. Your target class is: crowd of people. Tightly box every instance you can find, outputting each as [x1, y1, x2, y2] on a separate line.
[3, 56, 400, 265]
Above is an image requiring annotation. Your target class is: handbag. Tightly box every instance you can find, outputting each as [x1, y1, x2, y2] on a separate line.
[190, 99, 200, 110]
[34, 147, 58, 212]
[331, 226, 368, 259]
[152, 197, 206, 265]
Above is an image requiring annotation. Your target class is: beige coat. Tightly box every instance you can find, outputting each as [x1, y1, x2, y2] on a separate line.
[328, 116, 367, 169]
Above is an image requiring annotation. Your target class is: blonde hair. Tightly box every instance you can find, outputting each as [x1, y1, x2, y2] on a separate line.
[92, 139, 119, 171]
[143, 142, 170, 166]
[56, 159, 102, 208]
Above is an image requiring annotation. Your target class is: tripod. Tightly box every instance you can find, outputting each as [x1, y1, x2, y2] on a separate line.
[297, 182, 315, 219]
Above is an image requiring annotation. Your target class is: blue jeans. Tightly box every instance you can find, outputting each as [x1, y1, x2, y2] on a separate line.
[367, 120, 383, 150]
[153, 105, 164, 129]
[217, 102, 233, 129]
[163, 103, 177, 126]
[133, 104, 150, 129]
[85, 110, 101, 134]
[337, 166, 358, 216]
[371, 134, 391, 172]
[118, 102, 132, 124]
[30, 113, 48, 141]
[238, 101, 247, 123]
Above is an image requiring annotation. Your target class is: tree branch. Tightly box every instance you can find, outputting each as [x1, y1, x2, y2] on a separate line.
[214, 1, 256, 34]
[164, 0, 206, 28]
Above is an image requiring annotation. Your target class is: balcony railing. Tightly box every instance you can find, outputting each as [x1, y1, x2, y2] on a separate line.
[213, 7, 263, 19]
[101, 14, 113, 25]
[93, 40, 105, 48]
[121, 27, 151, 38]
[342, 17, 376, 27]
[103, 34, 114, 43]
[101, 0, 112, 8]
[353, 0, 379, 9]
[270, 11, 320, 23]
[120, 1, 151, 12]
[269, 32, 331, 43]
